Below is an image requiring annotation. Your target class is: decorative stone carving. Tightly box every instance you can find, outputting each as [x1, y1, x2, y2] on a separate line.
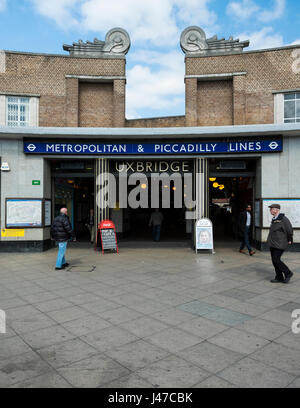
[180, 26, 249, 56]
[63, 27, 130, 57]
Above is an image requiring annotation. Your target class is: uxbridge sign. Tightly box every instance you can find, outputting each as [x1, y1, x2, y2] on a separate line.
[24, 140, 282, 155]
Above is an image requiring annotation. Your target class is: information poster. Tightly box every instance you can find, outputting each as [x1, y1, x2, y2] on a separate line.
[44, 200, 52, 227]
[195, 218, 214, 252]
[262, 199, 300, 228]
[6, 199, 43, 227]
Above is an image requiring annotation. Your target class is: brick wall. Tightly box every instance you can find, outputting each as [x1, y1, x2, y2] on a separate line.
[1, 45, 300, 129]
[185, 46, 300, 126]
[126, 116, 185, 127]
[0, 52, 125, 127]
[197, 80, 233, 126]
[79, 82, 114, 127]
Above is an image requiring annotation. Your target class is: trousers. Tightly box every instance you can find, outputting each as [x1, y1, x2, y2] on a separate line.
[270, 247, 291, 280]
[240, 226, 251, 252]
[56, 241, 67, 268]
[152, 225, 161, 242]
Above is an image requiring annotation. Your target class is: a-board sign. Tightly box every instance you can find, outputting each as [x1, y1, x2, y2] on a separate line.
[97, 220, 118, 254]
[195, 218, 214, 254]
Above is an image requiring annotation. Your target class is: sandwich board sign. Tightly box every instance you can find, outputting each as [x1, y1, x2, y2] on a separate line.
[96, 220, 119, 254]
[195, 218, 214, 254]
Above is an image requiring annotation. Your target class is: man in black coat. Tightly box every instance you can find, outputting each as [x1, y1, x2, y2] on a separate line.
[267, 203, 293, 283]
[238, 204, 255, 256]
[50, 207, 75, 270]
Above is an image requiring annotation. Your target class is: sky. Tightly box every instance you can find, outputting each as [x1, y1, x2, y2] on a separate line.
[0, 0, 299, 119]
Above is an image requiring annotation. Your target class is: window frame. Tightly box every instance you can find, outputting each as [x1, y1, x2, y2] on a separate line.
[284, 92, 300, 123]
[6, 96, 30, 127]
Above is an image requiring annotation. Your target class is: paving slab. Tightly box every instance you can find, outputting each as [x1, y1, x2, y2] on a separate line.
[1, 245, 300, 388]
[57, 354, 131, 388]
[136, 355, 211, 388]
[178, 341, 245, 373]
[218, 357, 295, 388]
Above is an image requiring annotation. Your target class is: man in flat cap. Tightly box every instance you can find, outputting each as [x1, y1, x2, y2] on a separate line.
[267, 204, 293, 283]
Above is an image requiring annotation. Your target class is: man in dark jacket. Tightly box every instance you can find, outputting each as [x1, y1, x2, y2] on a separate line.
[238, 204, 255, 256]
[267, 203, 293, 283]
[50, 207, 75, 270]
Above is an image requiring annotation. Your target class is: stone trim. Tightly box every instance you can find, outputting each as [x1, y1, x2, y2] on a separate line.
[272, 88, 300, 94]
[185, 72, 247, 81]
[66, 75, 126, 82]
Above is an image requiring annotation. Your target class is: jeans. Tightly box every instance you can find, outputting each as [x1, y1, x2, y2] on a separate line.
[56, 241, 67, 268]
[240, 226, 252, 252]
[270, 247, 292, 280]
[152, 225, 161, 242]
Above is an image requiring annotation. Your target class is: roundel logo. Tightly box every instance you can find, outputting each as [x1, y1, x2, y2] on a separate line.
[27, 143, 36, 152]
[269, 141, 279, 150]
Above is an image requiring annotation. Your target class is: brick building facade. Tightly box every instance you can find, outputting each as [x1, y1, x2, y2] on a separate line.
[0, 26, 300, 252]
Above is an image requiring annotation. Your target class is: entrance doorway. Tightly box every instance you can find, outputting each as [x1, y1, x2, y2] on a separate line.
[51, 160, 95, 242]
[209, 158, 256, 242]
[110, 159, 192, 243]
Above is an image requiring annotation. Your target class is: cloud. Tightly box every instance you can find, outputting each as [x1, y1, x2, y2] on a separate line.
[291, 39, 300, 46]
[29, 0, 81, 28]
[238, 27, 283, 50]
[29, 0, 218, 45]
[0, 0, 6, 12]
[227, 0, 286, 22]
[126, 50, 185, 118]
[259, 0, 285, 22]
[226, 0, 259, 20]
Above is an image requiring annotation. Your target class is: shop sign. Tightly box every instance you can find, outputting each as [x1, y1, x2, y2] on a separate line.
[24, 139, 283, 155]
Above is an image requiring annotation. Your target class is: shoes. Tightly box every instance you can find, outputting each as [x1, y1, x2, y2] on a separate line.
[270, 278, 284, 283]
[55, 263, 68, 270]
[283, 272, 293, 284]
[239, 249, 246, 254]
[249, 250, 256, 256]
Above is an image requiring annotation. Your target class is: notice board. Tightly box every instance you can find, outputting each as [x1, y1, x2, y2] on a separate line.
[262, 199, 300, 228]
[5, 198, 51, 228]
[6, 198, 43, 227]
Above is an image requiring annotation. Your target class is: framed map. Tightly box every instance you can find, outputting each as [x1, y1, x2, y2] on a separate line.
[5, 198, 51, 228]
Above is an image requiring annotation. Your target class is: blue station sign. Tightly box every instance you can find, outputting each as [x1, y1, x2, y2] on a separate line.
[24, 140, 282, 155]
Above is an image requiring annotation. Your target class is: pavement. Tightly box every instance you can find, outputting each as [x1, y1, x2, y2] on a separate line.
[1, 241, 300, 388]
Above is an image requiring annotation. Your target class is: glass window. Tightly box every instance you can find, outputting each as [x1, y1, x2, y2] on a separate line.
[284, 93, 296, 100]
[284, 92, 300, 123]
[6, 96, 29, 127]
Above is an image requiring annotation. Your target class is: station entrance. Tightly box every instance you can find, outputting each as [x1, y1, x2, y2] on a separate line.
[208, 158, 256, 243]
[50, 157, 257, 247]
[109, 159, 193, 243]
[51, 160, 95, 242]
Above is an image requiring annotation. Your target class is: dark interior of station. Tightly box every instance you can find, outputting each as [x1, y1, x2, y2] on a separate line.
[51, 158, 257, 244]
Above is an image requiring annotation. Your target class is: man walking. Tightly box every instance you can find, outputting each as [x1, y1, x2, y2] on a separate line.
[50, 207, 76, 270]
[238, 204, 255, 256]
[149, 209, 164, 242]
[267, 204, 293, 283]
